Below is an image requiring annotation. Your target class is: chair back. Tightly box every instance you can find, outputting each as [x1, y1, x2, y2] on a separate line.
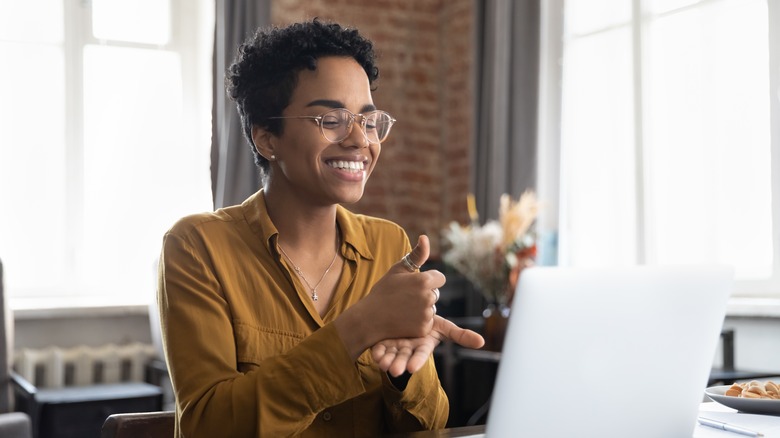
[101, 411, 175, 438]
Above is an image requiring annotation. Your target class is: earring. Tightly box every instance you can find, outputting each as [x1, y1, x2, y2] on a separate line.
[270, 155, 276, 161]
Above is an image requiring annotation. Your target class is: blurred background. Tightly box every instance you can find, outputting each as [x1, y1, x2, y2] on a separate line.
[1, 0, 779, 435]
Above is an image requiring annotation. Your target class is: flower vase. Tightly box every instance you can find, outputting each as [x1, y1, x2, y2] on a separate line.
[482, 302, 510, 352]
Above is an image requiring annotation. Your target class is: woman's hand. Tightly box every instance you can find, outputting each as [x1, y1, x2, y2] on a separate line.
[372, 316, 485, 376]
[334, 235, 442, 359]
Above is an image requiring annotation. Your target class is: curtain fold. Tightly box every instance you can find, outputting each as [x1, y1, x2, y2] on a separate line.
[474, 0, 540, 220]
[211, 0, 271, 209]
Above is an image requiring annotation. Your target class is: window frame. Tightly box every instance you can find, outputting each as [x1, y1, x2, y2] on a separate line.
[538, 0, 780, 300]
[2, 0, 214, 311]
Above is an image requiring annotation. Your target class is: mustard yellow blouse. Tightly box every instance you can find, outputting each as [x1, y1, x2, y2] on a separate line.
[157, 190, 449, 437]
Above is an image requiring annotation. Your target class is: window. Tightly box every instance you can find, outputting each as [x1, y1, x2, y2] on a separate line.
[542, 0, 778, 295]
[0, 0, 214, 309]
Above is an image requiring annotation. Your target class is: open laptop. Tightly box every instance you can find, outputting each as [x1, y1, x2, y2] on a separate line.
[482, 265, 733, 438]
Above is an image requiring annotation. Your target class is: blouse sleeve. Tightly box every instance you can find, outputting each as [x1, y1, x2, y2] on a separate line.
[158, 231, 367, 437]
[381, 356, 450, 432]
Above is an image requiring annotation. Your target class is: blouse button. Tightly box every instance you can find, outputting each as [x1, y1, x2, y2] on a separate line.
[323, 411, 332, 422]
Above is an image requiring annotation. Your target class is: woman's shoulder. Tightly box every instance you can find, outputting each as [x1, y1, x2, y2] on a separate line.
[338, 207, 409, 250]
[165, 205, 244, 238]
[340, 208, 404, 233]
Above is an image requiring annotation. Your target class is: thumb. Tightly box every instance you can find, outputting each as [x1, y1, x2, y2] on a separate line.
[395, 235, 430, 273]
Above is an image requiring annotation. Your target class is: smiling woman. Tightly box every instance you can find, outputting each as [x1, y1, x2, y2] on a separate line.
[157, 19, 484, 437]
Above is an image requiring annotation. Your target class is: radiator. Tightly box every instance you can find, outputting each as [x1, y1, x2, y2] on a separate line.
[13, 342, 157, 388]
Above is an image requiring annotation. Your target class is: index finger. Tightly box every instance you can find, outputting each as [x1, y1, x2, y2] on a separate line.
[434, 316, 486, 349]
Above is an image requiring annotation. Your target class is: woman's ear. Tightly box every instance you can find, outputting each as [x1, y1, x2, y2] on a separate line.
[251, 125, 276, 161]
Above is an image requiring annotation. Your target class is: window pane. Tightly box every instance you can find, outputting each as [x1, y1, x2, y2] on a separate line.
[648, 0, 703, 15]
[564, 0, 631, 36]
[82, 45, 211, 299]
[92, 0, 171, 44]
[560, 29, 637, 266]
[644, 0, 771, 279]
[0, 42, 69, 294]
[0, 0, 63, 43]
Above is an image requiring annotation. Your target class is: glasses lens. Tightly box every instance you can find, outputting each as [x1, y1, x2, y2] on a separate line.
[374, 111, 395, 143]
[362, 111, 395, 143]
[319, 109, 395, 143]
[320, 109, 351, 143]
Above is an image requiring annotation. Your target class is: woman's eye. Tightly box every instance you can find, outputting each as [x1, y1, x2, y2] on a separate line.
[321, 117, 341, 129]
[364, 116, 378, 130]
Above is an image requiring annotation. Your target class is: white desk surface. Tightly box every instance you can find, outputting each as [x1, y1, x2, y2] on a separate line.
[695, 402, 780, 437]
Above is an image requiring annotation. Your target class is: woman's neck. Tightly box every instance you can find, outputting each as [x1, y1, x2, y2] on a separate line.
[263, 186, 339, 251]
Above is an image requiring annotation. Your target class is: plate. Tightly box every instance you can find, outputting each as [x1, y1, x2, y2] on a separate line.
[705, 385, 780, 416]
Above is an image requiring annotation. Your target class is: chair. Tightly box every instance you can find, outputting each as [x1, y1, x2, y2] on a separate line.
[0, 258, 33, 438]
[148, 259, 173, 410]
[6, 255, 163, 438]
[100, 411, 174, 438]
[0, 412, 32, 438]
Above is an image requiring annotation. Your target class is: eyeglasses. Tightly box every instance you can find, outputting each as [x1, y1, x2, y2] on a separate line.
[269, 108, 396, 144]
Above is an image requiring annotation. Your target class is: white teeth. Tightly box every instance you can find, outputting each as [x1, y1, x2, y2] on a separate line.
[327, 160, 365, 172]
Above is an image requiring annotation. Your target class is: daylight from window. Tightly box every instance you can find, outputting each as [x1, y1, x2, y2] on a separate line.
[0, 1, 213, 307]
[558, 0, 774, 293]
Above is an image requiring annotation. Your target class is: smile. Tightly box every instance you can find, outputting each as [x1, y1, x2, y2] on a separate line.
[326, 160, 365, 173]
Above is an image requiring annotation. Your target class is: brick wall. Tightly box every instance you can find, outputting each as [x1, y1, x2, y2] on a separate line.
[272, 0, 474, 256]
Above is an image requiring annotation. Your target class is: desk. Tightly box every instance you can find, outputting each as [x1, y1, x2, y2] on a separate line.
[696, 402, 780, 437]
[390, 403, 780, 437]
[389, 425, 485, 437]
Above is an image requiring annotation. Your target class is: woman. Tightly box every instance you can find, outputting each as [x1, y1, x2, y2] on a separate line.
[158, 19, 484, 437]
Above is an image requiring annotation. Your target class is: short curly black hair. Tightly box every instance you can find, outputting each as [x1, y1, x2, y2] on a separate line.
[226, 19, 379, 177]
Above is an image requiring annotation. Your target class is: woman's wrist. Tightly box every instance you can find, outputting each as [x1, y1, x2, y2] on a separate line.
[333, 305, 375, 360]
[387, 371, 412, 391]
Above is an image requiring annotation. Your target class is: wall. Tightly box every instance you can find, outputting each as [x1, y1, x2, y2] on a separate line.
[14, 310, 151, 350]
[272, 0, 475, 255]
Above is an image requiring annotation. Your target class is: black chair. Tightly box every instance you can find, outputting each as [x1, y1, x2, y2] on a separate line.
[101, 411, 174, 438]
[708, 329, 780, 386]
[5, 256, 163, 438]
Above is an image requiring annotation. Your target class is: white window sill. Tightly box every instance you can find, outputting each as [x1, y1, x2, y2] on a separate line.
[11, 296, 152, 320]
[725, 297, 780, 319]
[10, 296, 780, 320]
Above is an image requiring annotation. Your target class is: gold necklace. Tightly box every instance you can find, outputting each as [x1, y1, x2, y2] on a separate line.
[278, 233, 340, 302]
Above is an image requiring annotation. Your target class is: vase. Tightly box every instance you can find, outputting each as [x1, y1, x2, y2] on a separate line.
[482, 302, 510, 352]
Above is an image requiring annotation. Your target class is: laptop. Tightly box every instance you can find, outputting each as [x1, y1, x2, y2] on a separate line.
[482, 265, 733, 438]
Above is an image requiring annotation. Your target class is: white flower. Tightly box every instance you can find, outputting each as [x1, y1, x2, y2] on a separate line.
[442, 192, 539, 305]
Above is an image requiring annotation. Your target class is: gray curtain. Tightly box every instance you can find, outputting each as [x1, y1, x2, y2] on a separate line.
[211, 0, 271, 209]
[473, 0, 540, 221]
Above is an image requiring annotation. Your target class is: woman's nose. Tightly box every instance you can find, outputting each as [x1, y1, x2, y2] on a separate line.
[339, 118, 370, 148]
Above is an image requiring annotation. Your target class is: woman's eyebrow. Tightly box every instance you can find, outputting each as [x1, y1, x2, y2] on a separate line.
[306, 99, 377, 113]
[306, 99, 344, 109]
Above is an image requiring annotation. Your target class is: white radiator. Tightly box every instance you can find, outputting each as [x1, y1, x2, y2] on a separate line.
[13, 342, 157, 388]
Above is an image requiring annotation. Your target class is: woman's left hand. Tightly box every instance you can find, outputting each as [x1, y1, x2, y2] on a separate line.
[371, 316, 485, 377]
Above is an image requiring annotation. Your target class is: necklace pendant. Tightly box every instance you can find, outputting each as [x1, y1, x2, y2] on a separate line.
[312, 290, 319, 301]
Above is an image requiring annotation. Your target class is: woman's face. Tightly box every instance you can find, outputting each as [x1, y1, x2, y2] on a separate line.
[266, 56, 381, 206]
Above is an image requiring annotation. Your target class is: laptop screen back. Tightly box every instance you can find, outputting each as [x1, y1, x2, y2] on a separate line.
[485, 265, 733, 438]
